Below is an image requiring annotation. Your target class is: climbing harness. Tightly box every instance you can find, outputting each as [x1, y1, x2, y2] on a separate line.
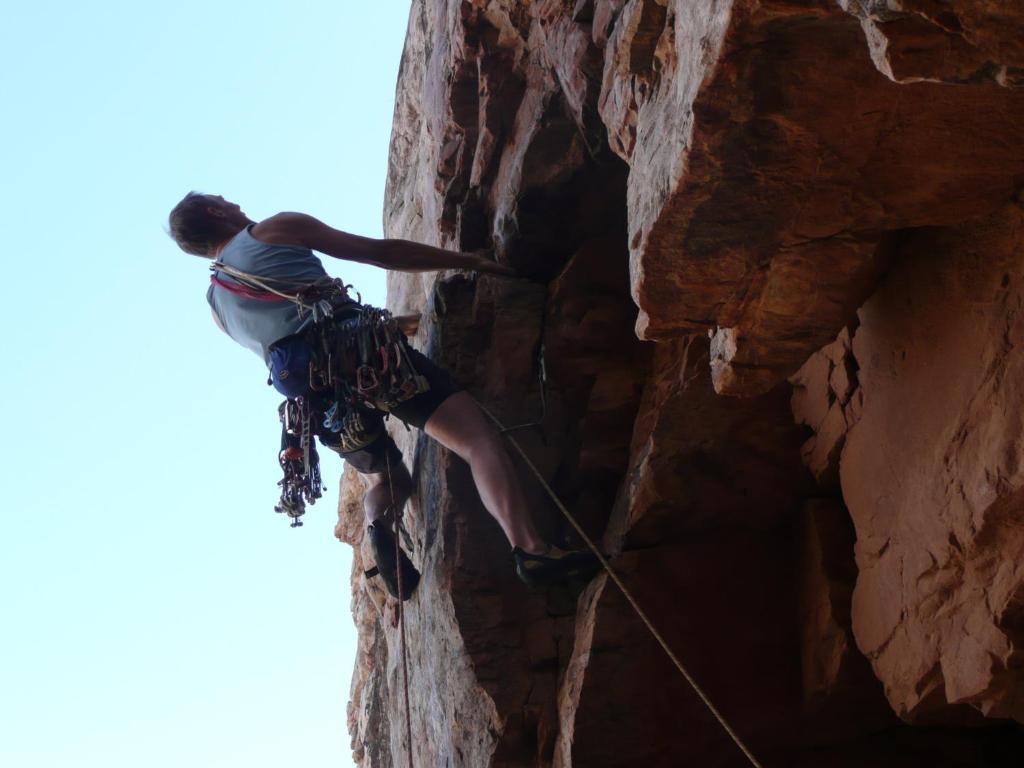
[289, 304, 431, 415]
[212, 264, 429, 412]
[479, 403, 766, 768]
[222, 260, 430, 527]
[266, 308, 429, 527]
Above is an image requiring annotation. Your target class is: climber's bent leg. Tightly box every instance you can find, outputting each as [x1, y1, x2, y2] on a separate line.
[339, 434, 412, 523]
[361, 462, 413, 523]
[338, 431, 418, 600]
[357, 348, 599, 587]
[423, 391, 547, 554]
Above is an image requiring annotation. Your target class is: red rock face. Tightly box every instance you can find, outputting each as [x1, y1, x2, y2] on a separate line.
[340, 1, 1024, 765]
[842, 209, 1024, 723]
[620, 3, 1024, 395]
[838, 0, 1024, 87]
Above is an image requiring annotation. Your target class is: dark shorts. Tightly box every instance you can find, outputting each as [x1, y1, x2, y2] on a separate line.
[333, 347, 460, 475]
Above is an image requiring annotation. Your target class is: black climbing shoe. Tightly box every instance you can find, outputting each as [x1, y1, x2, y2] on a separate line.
[366, 522, 420, 601]
[512, 545, 601, 588]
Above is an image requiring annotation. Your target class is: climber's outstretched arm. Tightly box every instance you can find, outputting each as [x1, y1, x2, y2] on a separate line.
[251, 212, 515, 276]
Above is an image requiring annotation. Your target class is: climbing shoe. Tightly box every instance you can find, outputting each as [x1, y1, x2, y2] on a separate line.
[366, 522, 420, 601]
[512, 545, 602, 588]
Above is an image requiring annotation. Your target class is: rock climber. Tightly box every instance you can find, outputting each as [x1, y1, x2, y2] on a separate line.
[168, 192, 598, 599]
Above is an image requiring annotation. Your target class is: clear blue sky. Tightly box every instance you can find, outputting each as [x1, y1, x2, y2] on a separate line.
[0, 4, 410, 766]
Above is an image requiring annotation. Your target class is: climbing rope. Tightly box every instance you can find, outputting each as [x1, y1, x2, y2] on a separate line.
[478, 403, 766, 768]
[210, 262, 317, 310]
[386, 450, 415, 768]
[210, 262, 358, 323]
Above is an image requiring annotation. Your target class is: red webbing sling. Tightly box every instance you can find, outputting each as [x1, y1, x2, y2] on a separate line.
[209, 273, 290, 302]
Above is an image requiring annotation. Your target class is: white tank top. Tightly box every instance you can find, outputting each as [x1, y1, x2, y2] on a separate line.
[206, 226, 329, 364]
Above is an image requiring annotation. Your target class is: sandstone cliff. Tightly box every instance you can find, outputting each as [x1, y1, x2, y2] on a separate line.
[338, 2, 1024, 765]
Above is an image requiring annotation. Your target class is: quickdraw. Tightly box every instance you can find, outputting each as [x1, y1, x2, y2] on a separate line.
[274, 398, 325, 528]
[352, 309, 432, 411]
[323, 400, 385, 453]
[326, 307, 430, 412]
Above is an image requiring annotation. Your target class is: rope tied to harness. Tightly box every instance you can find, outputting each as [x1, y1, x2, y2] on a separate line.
[210, 262, 317, 309]
[209, 262, 357, 322]
[478, 402, 766, 768]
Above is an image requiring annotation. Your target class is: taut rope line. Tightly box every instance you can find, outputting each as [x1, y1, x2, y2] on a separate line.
[386, 450, 415, 768]
[478, 403, 765, 768]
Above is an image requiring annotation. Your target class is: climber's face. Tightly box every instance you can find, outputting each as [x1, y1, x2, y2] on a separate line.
[204, 195, 250, 228]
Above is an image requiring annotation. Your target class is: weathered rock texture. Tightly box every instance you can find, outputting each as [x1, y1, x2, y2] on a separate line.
[339, 1, 1024, 765]
[843, 209, 1024, 724]
[838, 1, 1024, 87]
